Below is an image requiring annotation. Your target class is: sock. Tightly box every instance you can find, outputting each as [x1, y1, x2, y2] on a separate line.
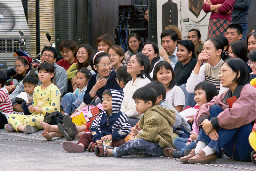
[194, 141, 206, 154]
[202, 146, 215, 156]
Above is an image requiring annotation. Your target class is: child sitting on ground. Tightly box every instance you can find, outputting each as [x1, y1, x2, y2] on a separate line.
[61, 68, 91, 115]
[94, 86, 176, 157]
[164, 81, 217, 158]
[115, 65, 131, 89]
[21, 75, 38, 115]
[0, 71, 13, 129]
[5, 63, 61, 133]
[62, 89, 131, 153]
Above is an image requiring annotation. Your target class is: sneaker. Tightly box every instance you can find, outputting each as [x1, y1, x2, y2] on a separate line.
[5, 124, 15, 132]
[24, 125, 37, 134]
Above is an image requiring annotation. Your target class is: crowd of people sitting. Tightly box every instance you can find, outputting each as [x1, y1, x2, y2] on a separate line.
[1, 12, 256, 164]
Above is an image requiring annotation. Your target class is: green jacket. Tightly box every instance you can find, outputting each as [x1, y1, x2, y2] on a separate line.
[136, 105, 176, 148]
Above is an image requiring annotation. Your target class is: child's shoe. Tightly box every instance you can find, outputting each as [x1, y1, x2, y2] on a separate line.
[88, 142, 96, 152]
[251, 151, 256, 164]
[94, 145, 108, 157]
[63, 142, 84, 153]
[24, 125, 37, 134]
[163, 147, 175, 158]
[4, 124, 15, 132]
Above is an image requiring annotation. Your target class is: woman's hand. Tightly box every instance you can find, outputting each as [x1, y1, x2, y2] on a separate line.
[198, 51, 210, 64]
[201, 119, 213, 135]
[94, 78, 108, 90]
[204, 0, 212, 5]
[208, 129, 218, 140]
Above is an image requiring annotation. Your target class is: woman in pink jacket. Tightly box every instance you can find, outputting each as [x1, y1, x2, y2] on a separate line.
[203, 0, 235, 38]
[180, 58, 256, 164]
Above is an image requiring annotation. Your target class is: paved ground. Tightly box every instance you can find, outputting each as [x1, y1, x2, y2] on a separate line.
[1, 129, 256, 171]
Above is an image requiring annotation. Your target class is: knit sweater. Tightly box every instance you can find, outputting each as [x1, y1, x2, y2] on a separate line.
[186, 60, 226, 94]
[90, 89, 131, 142]
[136, 105, 176, 148]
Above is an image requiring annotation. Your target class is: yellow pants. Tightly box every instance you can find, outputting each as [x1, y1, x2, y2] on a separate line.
[249, 131, 256, 151]
[8, 114, 44, 132]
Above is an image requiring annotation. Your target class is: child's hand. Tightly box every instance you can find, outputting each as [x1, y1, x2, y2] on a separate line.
[131, 126, 138, 135]
[190, 132, 198, 141]
[34, 106, 43, 113]
[186, 142, 191, 146]
[186, 115, 194, 124]
[29, 105, 35, 113]
[96, 140, 103, 145]
[101, 135, 112, 141]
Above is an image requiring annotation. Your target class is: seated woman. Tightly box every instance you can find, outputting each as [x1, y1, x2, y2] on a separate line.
[248, 50, 256, 79]
[67, 44, 93, 80]
[124, 33, 143, 62]
[121, 53, 151, 126]
[175, 40, 197, 86]
[83, 51, 121, 106]
[142, 41, 162, 78]
[97, 34, 115, 53]
[186, 37, 229, 94]
[108, 45, 125, 71]
[181, 58, 256, 164]
[58, 40, 78, 70]
[228, 40, 248, 63]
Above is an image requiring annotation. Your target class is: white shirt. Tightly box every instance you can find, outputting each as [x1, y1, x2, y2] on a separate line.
[166, 85, 185, 107]
[121, 77, 151, 118]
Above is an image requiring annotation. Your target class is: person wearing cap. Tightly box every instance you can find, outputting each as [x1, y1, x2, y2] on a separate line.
[10, 46, 67, 111]
[5, 56, 32, 94]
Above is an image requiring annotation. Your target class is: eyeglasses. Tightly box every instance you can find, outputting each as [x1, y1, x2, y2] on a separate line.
[42, 54, 54, 58]
[60, 50, 72, 55]
[97, 62, 112, 68]
[248, 60, 256, 66]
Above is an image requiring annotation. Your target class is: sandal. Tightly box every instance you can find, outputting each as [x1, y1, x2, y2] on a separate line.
[251, 151, 256, 164]
[63, 115, 78, 137]
[5, 124, 15, 132]
[88, 142, 96, 152]
[57, 123, 72, 141]
[94, 145, 108, 157]
[63, 142, 84, 153]
[24, 125, 37, 134]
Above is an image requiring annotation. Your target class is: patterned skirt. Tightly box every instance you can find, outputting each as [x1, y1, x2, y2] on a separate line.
[208, 19, 231, 39]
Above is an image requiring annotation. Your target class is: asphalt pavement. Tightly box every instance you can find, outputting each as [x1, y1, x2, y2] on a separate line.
[1, 129, 256, 171]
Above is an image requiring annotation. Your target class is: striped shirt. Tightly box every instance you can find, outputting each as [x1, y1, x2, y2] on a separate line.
[0, 87, 13, 117]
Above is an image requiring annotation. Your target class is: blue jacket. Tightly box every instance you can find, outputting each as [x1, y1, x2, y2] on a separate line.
[83, 70, 121, 105]
[90, 89, 131, 142]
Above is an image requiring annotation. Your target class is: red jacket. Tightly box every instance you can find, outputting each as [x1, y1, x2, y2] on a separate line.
[203, 0, 236, 21]
[197, 84, 256, 130]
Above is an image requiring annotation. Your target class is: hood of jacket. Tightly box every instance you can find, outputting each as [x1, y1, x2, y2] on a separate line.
[109, 89, 124, 115]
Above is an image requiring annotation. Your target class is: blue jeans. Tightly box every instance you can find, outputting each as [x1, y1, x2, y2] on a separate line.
[113, 138, 164, 157]
[240, 23, 248, 40]
[198, 105, 253, 161]
[174, 137, 196, 157]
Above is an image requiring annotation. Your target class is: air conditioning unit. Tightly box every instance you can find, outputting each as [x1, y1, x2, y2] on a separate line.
[0, 0, 30, 67]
